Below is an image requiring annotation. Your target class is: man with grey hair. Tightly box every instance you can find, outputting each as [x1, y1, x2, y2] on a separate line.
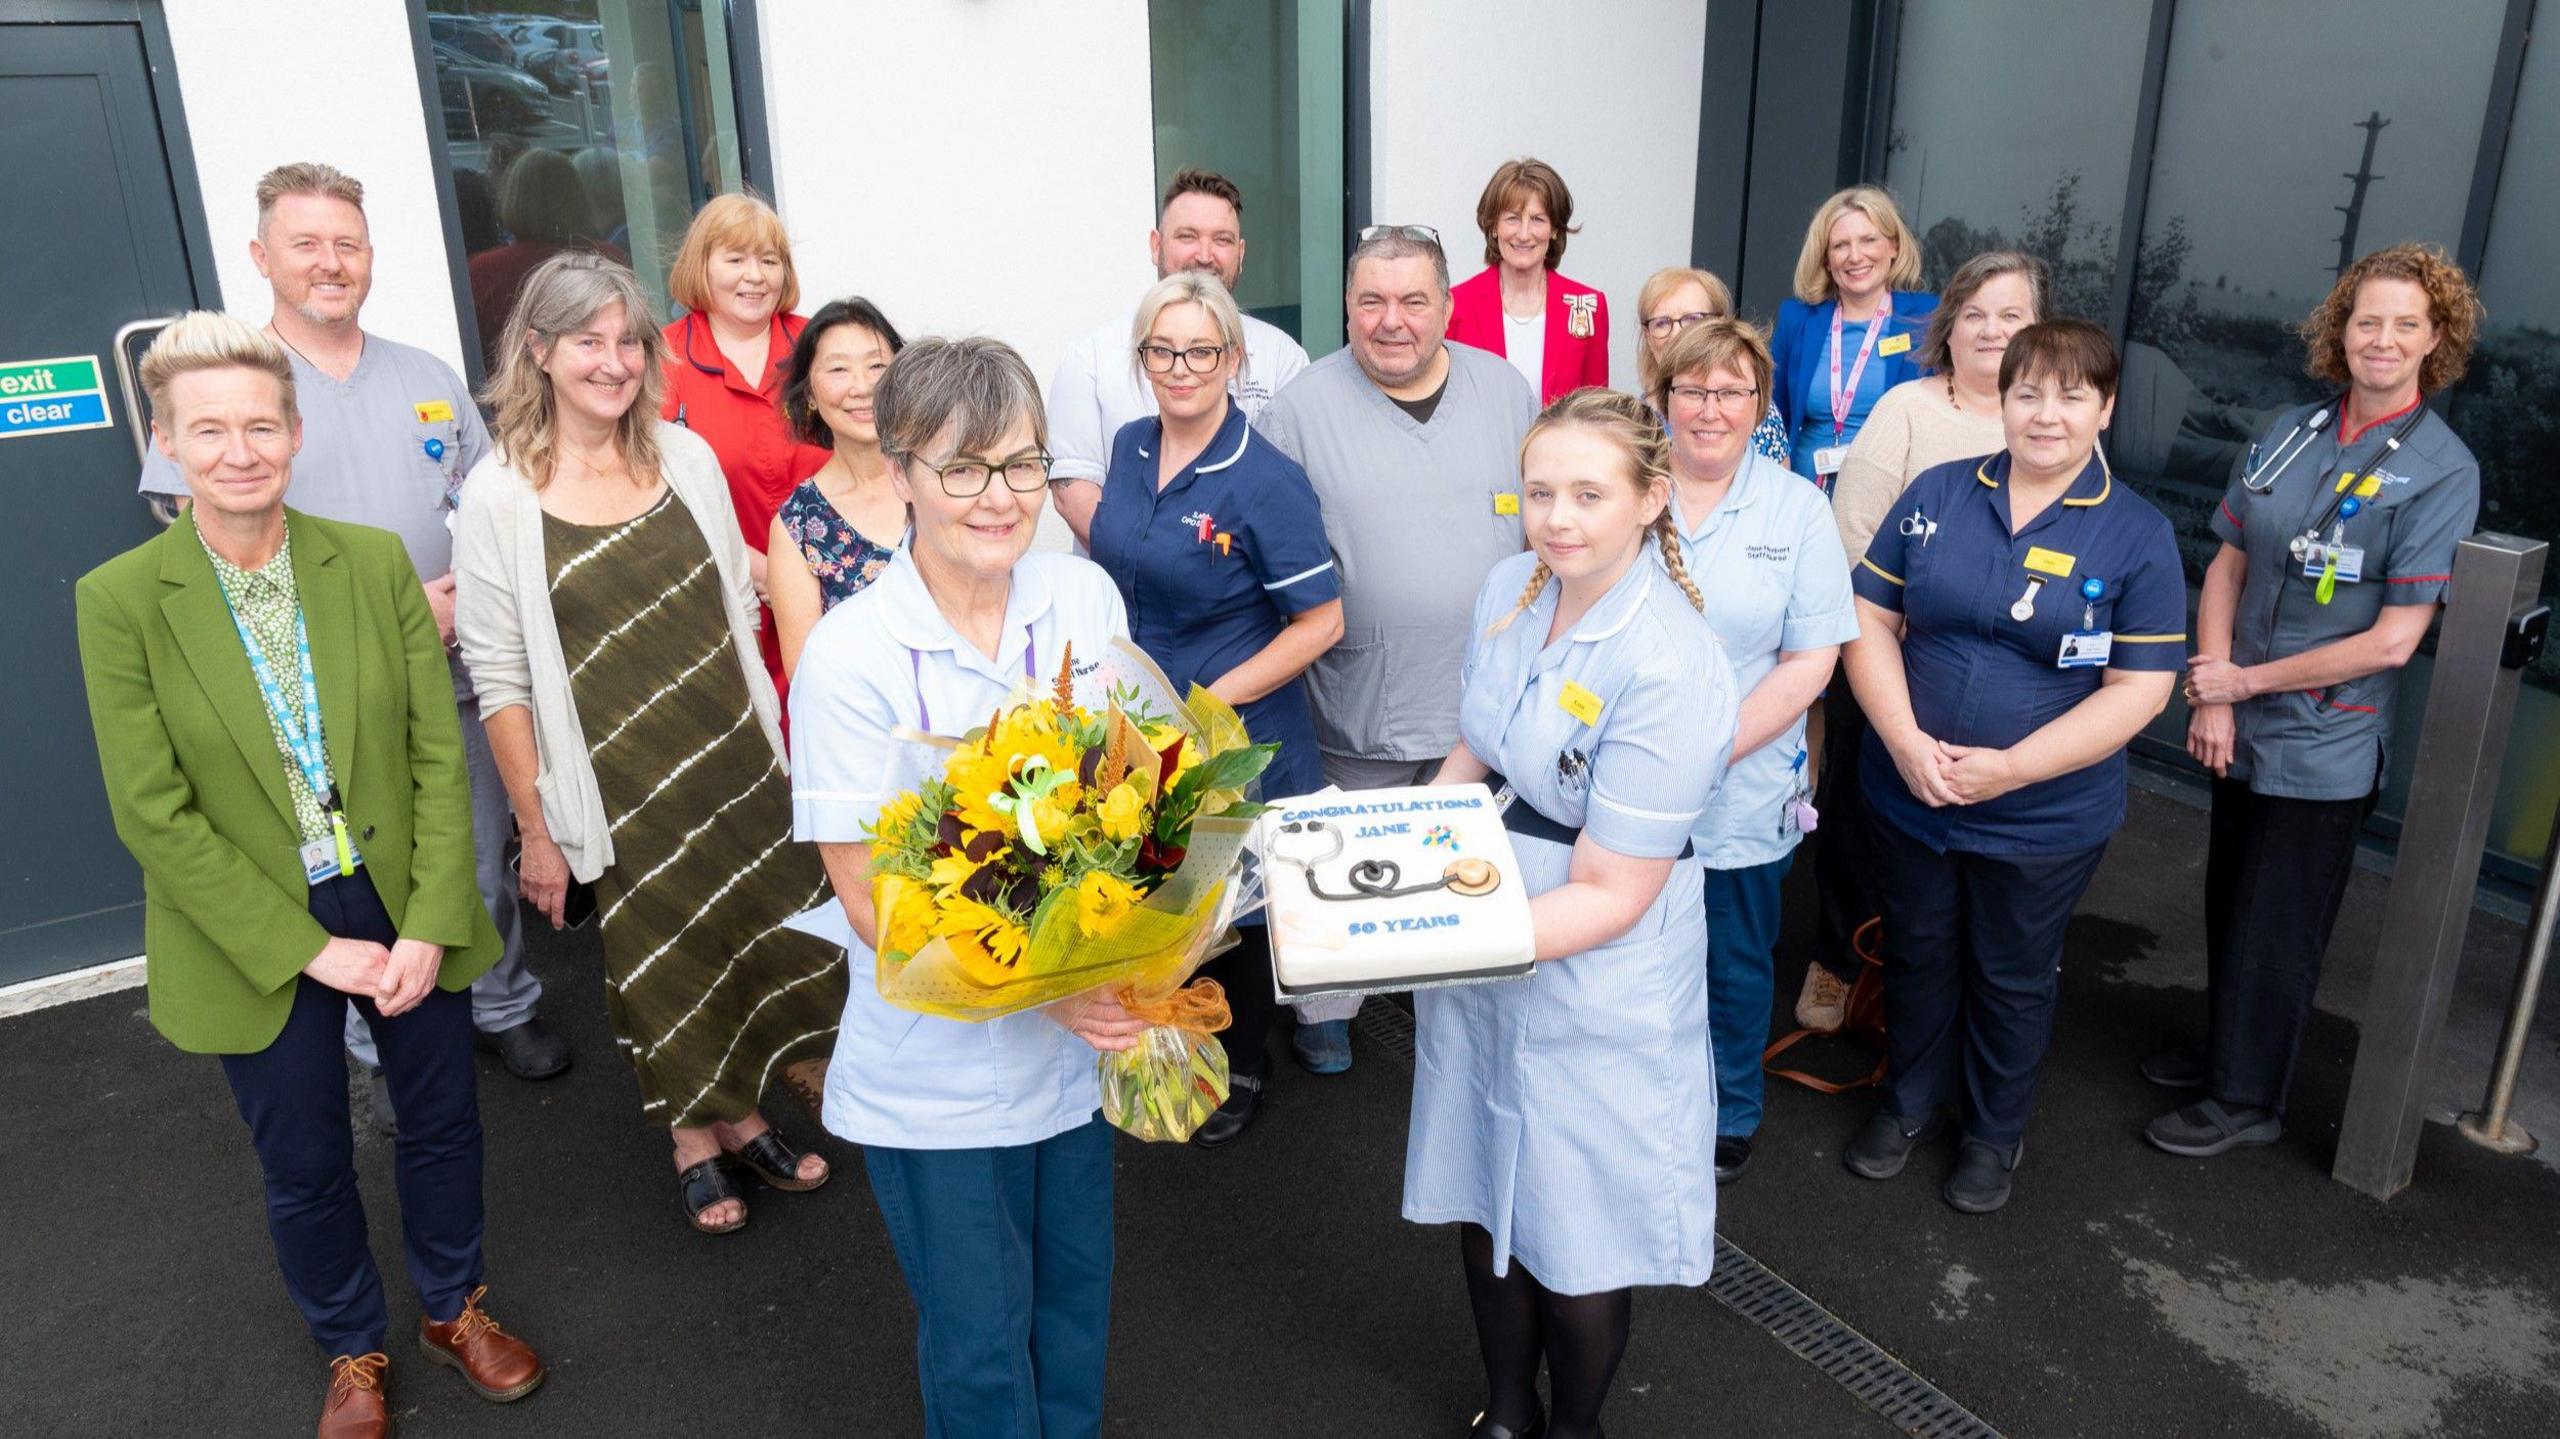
[139, 162, 567, 1125]
[1255, 224, 1537, 1073]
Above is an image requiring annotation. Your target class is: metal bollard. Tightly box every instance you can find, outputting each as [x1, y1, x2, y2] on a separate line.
[2457, 799, 2560, 1155]
[2333, 533, 2548, 1200]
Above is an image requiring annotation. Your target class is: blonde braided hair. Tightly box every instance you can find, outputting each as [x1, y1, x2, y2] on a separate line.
[1488, 386, 1703, 632]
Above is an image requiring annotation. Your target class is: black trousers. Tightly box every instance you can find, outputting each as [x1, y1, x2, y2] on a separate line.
[1810, 687, 1878, 981]
[2203, 778, 2376, 1114]
[1870, 813, 2109, 1146]
[218, 870, 486, 1357]
[1196, 924, 1274, 1081]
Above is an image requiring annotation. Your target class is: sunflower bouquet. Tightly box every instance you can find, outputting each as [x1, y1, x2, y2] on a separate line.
[864, 640, 1276, 1141]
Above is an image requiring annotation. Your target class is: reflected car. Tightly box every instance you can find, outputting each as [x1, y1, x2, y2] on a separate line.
[433, 40, 550, 138]
[523, 23, 610, 95]
[426, 13, 514, 67]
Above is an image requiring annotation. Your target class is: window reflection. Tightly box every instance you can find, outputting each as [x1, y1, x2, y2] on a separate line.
[2116, 2, 2503, 534]
[1882, 0, 2148, 320]
[429, 2, 746, 369]
[2448, 19, 2560, 863]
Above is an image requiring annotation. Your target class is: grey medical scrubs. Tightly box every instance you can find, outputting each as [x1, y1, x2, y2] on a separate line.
[2210, 399, 2480, 800]
[1257, 344, 1536, 764]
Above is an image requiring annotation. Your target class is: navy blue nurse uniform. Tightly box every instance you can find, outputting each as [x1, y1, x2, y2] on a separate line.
[1851, 452, 2186, 1144]
[1090, 405, 1340, 800]
[1091, 404, 1341, 1086]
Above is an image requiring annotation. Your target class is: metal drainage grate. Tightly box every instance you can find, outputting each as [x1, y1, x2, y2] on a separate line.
[1352, 994, 2002, 1439]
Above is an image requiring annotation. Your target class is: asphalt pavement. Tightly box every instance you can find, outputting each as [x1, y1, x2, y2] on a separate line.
[9, 785, 2557, 1437]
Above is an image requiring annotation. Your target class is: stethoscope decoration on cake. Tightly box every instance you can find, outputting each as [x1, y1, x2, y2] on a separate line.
[1267, 818, 1502, 901]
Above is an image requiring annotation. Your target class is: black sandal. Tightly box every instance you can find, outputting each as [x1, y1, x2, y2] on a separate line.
[677, 1156, 747, 1234]
[729, 1131, 828, 1193]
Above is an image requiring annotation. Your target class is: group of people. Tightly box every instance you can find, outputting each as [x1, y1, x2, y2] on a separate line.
[77, 150, 2483, 1439]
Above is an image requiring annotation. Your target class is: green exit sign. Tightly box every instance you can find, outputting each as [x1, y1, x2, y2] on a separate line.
[0, 356, 104, 397]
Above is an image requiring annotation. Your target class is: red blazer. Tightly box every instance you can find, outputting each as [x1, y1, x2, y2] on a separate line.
[1446, 267, 1609, 404]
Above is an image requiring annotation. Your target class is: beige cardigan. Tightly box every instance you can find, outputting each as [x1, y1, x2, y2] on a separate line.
[452, 421, 785, 883]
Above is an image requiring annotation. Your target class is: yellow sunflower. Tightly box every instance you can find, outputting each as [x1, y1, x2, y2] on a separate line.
[1075, 870, 1145, 938]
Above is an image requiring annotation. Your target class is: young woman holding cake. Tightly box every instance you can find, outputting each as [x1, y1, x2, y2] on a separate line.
[1407, 387, 1742, 1439]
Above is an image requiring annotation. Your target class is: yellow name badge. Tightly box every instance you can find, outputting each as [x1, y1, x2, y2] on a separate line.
[1877, 333, 1912, 357]
[2354, 474, 2383, 499]
[2022, 546, 2077, 578]
[1558, 680, 1604, 726]
[1494, 492, 1521, 517]
[414, 400, 455, 424]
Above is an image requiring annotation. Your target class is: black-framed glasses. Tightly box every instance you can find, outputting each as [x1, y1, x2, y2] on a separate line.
[1642, 310, 1716, 338]
[911, 451, 1053, 498]
[1137, 343, 1229, 375]
[1668, 384, 1760, 411]
[1358, 222, 1442, 247]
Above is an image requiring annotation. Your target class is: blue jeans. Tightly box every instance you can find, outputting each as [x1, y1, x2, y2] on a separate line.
[1704, 853, 1794, 1139]
[219, 871, 485, 1357]
[862, 1118, 1116, 1439]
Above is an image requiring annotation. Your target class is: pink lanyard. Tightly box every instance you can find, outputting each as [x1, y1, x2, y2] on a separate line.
[910, 626, 1036, 731]
[1828, 293, 1892, 442]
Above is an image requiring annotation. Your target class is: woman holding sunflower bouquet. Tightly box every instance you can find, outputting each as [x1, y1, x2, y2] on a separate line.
[789, 335, 1151, 1438]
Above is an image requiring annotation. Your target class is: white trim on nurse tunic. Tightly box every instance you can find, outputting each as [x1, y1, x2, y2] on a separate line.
[788, 550, 1131, 1151]
[1403, 549, 1740, 1293]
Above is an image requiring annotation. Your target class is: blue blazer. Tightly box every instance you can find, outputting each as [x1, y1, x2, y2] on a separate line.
[1771, 291, 1941, 439]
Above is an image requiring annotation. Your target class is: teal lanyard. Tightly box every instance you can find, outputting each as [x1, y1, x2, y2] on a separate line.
[216, 577, 355, 873]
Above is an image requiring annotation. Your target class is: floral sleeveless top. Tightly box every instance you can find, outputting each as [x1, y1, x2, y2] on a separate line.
[776, 479, 897, 612]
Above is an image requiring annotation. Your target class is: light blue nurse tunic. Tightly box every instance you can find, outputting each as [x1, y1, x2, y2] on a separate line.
[1403, 549, 1740, 1294]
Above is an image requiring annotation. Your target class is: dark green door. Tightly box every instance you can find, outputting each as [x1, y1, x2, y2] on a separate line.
[0, 20, 208, 984]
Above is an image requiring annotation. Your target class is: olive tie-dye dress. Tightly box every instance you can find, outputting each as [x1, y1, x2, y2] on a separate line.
[543, 491, 847, 1128]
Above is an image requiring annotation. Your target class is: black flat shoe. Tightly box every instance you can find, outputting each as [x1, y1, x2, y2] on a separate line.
[474, 1016, 571, 1079]
[1467, 1410, 1547, 1439]
[1714, 1135, 1753, 1183]
[1843, 1109, 1946, 1180]
[1191, 1073, 1263, 1148]
[2138, 1047, 2205, 1090]
[2144, 1099, 2281, 1157]
[1942, 1137, 2022, 1214]
[728, 1130, 828, 1192]
[677, 1156, 747, 1234]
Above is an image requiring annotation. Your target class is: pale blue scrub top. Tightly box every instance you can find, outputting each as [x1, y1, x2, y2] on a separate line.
[789, 551, 1131, 1150]
[1670, 451, 1860, 869]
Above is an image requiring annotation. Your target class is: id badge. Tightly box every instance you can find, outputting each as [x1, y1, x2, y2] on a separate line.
[2300, 544, 2365, 583]
[1812, 445, 1846, 476]
[299, 834, 364, 885]
[2057, 631, 2113, 668]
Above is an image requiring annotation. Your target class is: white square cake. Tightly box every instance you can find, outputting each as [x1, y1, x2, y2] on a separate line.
[1261, 783, 1536, 1000]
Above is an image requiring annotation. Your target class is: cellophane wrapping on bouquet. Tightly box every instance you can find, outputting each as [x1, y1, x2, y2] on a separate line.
[862, 639, 1275, 1142]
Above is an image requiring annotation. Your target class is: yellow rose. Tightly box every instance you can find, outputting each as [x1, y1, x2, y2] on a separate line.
[1096, 781, 1149, 842]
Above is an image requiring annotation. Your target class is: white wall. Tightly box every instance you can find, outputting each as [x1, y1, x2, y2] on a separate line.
[160, 0, 471, 375]
[759, 0, 1160, 397]
[1368, 0, 1708, 389]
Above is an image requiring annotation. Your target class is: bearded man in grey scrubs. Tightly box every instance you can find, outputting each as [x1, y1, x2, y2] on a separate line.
[139, 163, 566, 1126]
[1257, 224, 1538, 1074]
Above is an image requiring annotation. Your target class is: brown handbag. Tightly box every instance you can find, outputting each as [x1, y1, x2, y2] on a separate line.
[1762, 918, 1888, 1092]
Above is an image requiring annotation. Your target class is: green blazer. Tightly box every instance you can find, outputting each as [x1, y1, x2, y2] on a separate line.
[76, 508, 499, 1055]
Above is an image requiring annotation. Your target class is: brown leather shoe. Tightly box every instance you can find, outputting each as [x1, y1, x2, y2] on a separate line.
[418, 1285, 545, 1403]
[318, 1353, 390, 1438]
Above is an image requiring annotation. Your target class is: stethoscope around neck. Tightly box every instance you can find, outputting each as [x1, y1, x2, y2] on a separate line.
[2240, 393, 2429, 562]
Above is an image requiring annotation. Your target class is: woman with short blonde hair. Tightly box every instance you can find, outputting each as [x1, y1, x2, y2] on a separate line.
[1769, 185, 1938, 486]
[455, 251, 848, 1236]
[658, 191, 832, 697]
[1637, 265, 1789, 466]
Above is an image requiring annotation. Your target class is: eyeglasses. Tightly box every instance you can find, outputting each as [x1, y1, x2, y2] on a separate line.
[1668, 384, 1760, 412]
[910, 451, 1053, 498]
[1137, 343, 1229, 375]
[1358, 223, 1443, 246]
[1642, 311, 1716, 338]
